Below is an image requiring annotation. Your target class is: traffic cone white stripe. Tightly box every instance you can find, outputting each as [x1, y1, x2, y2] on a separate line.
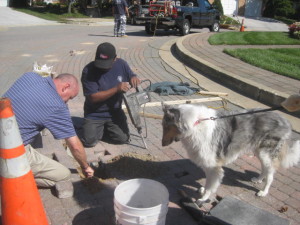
[0, 113, 30, 178]
[0, 116, 23, 149]
[0, 154, 31, 178]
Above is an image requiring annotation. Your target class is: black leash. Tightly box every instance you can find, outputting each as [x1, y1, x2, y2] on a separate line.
[210, 105, 284, 120]
[194, 106, 284, 125]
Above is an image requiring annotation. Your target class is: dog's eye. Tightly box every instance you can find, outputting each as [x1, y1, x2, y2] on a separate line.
[165, 117, 172, 122]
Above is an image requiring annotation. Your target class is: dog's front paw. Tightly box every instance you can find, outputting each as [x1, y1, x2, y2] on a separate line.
[256, 190, 267, 197]
[195, 198, 210, 207]
[251, 177, 263, 184]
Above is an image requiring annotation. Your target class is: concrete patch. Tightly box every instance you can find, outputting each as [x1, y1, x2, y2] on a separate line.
[210, 196, 290, 225]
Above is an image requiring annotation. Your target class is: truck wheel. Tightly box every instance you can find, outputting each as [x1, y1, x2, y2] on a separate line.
[145, 23, 154, 35]
[179, 19, 190, 36]
[131, 16, 136, 25]
[209, 21, 220, 32]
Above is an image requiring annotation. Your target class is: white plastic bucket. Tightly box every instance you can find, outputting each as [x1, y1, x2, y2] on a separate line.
[114, 178, 169, 225]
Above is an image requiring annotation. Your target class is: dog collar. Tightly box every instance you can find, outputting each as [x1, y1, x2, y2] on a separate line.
[194, 118, 211, 126]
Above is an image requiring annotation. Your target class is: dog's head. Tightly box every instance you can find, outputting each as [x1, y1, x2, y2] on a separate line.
[161, 104, 182, 146]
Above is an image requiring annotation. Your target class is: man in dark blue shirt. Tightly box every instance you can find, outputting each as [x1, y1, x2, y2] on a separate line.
[81, 42, 140, 147]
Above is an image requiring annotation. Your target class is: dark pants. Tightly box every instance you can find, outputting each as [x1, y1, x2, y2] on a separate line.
[81, 111, 130, 147]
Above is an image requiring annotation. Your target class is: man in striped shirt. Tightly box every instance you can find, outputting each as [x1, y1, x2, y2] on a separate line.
[3, 72, 94, 188]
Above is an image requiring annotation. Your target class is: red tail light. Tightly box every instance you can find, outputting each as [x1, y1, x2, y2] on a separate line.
[171, 7, 178, 18]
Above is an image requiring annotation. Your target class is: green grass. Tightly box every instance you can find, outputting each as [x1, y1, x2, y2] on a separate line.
[224, 48, 300, 80]
[208, 31, 300, 45]
[15, 7, 89, 22]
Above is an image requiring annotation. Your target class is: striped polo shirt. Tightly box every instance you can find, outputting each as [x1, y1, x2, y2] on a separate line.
[3, 72, 76, 145]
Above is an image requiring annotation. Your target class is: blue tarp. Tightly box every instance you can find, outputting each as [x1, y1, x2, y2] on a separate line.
[147, 82, 200, 96]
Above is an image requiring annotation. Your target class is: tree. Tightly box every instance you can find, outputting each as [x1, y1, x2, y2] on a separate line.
[68, 0, 75, 13]
[10, 0, 28, 7]
[212, 0, 223, 15]
[263, 0, 295, 18]
[275, 0, 295, 17]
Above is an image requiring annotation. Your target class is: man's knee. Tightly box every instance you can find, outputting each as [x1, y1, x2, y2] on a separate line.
[81, 119, 103, 147]
[117, 132, 130, 144]
[81, 136, 98, 148]
[104, 132, 129, 144]
[35, 165, 71, 188]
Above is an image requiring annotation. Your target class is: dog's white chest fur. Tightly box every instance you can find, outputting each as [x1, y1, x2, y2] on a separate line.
[178, 105, 218, 168]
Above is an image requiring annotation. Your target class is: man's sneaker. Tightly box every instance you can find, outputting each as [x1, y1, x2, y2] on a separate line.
[120, 35, 128, 37]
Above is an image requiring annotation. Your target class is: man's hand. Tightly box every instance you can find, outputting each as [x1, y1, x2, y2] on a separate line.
[130, 76, 141, 88]
[82, 165, 94, 178]
[65, 136, 95, 178]
[117, 82, 131, 92]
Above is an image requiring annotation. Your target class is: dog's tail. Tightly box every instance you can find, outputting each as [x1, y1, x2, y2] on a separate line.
[281, 140, 300, 168]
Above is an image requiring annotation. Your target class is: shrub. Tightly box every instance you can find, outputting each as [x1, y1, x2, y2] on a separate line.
[263, 0, 295, 18]
[275, 16, 296, 25]
[275, 0, 295, 17]
[10, 0, 28, 7]
[220, 15, 240, 25]
[212, 0, 223, 15]
[289, 22, 300, 39]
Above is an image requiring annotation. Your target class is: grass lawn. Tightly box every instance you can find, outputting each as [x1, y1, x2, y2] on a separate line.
[224, 48, 300, 80]
[208, 31, 300, 45]
[15, 7, 89, 22]
[208, 31, 300, 80]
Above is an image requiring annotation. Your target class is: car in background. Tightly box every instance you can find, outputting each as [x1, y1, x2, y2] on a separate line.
[127, 4, 149, 25]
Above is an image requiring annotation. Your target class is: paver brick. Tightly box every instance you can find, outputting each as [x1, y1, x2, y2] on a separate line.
[270, 188, 290, 202]
[55, 180, 74, 199]
[284, 197, 300, 211]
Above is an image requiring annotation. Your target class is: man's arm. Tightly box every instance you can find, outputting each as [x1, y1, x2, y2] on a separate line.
[65, 136, 94, 177]
[87, 82, 130, 104]
[130, 76, 140, 88]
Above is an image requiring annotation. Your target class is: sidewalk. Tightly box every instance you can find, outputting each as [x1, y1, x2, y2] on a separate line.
[0, 7, 58, 27]
[175, 32, 300, 133]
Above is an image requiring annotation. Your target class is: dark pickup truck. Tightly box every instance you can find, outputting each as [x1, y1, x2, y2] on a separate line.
[136, 0, 220, 35]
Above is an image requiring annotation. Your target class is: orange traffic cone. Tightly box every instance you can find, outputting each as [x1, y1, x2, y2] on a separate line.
[240, 19, 245, 32]
[0, 97, 49, 225]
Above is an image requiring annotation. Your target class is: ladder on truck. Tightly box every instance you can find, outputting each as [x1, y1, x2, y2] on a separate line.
[149, 1, 173, 17]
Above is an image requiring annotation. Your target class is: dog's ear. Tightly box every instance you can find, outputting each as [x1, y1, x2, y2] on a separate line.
[168, 107, 181, 123]
[162, 106, 178, 122]
[161, 102, 171, 114]
[162, 106, 182, 146]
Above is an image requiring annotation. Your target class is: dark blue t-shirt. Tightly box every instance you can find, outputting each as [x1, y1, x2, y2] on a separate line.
[112, 0, 128, 15]
[81, 58, 137, 119]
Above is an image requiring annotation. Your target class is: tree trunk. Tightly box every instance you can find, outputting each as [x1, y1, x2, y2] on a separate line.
[68, 0, 74, 14]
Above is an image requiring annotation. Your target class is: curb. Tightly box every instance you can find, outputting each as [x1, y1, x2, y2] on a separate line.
[64, 18, 114, 26]
[174, 33, 290, 107]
